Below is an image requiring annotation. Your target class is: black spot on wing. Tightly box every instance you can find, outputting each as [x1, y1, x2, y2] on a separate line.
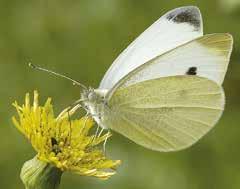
[186, 67, 197, 75]
[166, 9, 200, 28]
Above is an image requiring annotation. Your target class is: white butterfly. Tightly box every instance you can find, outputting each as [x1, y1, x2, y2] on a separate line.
[31, 6, 233, 152]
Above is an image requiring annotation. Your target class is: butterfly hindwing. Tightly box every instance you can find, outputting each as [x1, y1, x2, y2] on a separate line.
[104, 76, 224, 151]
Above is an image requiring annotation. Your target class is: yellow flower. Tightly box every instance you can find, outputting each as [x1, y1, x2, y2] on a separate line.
[12, 91, 121, 180]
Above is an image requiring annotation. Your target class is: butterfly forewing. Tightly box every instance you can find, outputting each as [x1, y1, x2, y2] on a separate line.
[104, 76, 224, 151]
[99, 6, 203, 89]
[106, 33, 232, 100]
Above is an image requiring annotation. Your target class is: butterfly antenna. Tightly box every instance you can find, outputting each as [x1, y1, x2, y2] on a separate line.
[28, 63, 87, 90]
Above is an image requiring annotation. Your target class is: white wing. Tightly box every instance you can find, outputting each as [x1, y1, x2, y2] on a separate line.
[106, 33, 233, 98]
[105, 76, 225, 151]
[99, 6, 203, 89]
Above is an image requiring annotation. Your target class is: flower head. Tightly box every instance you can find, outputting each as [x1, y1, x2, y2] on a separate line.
[12, 91, 121, 180]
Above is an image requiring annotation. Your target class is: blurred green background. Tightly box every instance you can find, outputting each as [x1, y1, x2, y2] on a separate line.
[0, 0, 240, 188]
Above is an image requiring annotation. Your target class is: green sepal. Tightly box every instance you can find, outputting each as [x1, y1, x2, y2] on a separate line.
[20, 156, 63, 189]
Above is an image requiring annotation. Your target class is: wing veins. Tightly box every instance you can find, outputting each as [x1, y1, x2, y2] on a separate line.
[116, 92, 222, 107]
[172, 113, 211, 127]
[121, 110, 196, 146]
[162, 114, 198, 140]
[119, 113, 176, 149]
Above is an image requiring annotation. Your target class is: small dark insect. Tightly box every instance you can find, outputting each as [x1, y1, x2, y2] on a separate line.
[51, 137, 58, 146]
[51, 138, 62, 154]
[186, 67, 197, 75]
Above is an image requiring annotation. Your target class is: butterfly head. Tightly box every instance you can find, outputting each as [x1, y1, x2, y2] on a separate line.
[81, 88, 107, 104]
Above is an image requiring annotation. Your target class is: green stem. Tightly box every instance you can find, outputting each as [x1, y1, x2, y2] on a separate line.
[20, 156, 63, 189]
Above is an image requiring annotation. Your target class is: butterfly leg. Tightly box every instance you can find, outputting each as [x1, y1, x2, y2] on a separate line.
[80, 112, 90, 133]
[65, 104, 82, 144]
[98, 127, 105, 137]
[103, 131, 111, 155]
[64, 98, 87, 115]
[88, 112, 103, 142]
[92, 123, 106, 143]
[67, 110, 72, 144]
[92, 124, 100, 143]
